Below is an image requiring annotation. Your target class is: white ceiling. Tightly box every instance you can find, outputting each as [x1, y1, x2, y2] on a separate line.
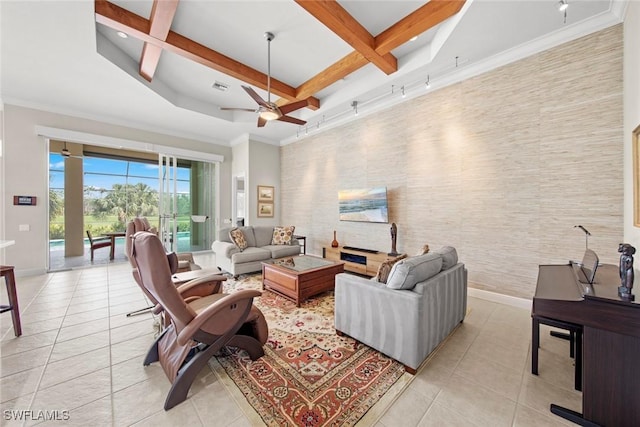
[0, 0, 627, 147]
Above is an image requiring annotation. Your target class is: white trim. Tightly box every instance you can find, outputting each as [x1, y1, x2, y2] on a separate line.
[15, 268, 47, 277]
[281, 4, 626, 146]
[468, 287, 532, 310]
[5, 97, 232, 147]
[34, 125, 224, 163]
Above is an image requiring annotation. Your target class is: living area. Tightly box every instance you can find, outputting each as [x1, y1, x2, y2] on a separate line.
[3, 1, 640, 426]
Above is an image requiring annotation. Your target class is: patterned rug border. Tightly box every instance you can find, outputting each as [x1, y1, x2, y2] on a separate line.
[208, 356, 415, 427]
[208, 321, 467, 426]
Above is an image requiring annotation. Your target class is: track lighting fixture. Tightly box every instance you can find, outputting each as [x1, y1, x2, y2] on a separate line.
[557, 0, 568, 23]
[351, 101, 358, 116]
[401, 86, 406, 98]
[425, 75, 431, 89]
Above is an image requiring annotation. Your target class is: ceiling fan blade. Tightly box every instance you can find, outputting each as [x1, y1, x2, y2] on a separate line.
[242, 85, 269, 108]
[279, 100, 308, 115]
[219, 107, 256, 112]
[257, 116, 267, 127]
[277, 115, 306, 126]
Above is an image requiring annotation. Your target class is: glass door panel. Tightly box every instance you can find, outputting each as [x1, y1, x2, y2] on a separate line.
[158, 153, 178, 252]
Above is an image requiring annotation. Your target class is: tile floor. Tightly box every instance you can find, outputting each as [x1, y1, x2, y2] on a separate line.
[1, 254, 581, 426]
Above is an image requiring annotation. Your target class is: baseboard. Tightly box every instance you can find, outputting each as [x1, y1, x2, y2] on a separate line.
[468, 287, 532, 310]
[15, 268, 47, 277]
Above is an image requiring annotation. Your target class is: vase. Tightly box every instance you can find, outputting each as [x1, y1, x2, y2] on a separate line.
[331, 230, 339, 248]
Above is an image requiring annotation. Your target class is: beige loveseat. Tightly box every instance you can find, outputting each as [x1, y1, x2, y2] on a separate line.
[334, 246, 467, 373]
[211, 226, 300, 277]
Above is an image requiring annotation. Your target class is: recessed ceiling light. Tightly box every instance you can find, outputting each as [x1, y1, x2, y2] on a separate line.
[410, 36, 418, 42]
[212, 81, 229, 92]
[116, 31, 128, 39]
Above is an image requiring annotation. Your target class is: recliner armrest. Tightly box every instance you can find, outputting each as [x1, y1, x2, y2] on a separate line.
[177, 289, 261, 346]
[176, 274, 227, 296]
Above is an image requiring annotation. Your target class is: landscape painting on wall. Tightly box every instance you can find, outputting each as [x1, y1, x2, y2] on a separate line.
[338, 187, 389, 223]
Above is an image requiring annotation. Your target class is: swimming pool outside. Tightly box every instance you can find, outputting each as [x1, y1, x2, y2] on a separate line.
[49, 231, 193, 253]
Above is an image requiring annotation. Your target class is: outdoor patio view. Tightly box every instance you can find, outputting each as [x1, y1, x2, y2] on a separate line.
[49, 153, 194, 257]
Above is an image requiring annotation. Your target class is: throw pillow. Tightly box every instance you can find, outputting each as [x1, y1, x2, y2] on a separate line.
[416, 244, 430, 256]
[432, 246, 458, 270]
[271, 226, 295, 245]
[376, 254, 408, 284]
[229, 228, 248, 251]
[386, 252, 443, 290]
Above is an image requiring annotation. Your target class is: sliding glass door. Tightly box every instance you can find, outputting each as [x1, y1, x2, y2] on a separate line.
[48, 143, 218, 271]
[158, 153, 216, 253]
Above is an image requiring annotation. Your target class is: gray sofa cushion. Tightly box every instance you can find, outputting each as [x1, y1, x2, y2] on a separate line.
[386, 252, 443, 290]
[433, 246, 458, 270]
[231, 247, 271, 264]
[239, 226, 257, 247]
[253, 226, 274, 247]
[217, 227, 233, 243]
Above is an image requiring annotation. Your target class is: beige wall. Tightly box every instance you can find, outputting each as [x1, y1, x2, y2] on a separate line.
[281, 25, 624, 299]
[230, 138, 281, 227]
[248, 140, 281, 227]
[2, 104, 233, 274]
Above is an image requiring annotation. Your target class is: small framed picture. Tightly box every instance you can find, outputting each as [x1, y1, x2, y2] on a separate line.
[258, 202, 274, 218]
[258, 185, 274, 202]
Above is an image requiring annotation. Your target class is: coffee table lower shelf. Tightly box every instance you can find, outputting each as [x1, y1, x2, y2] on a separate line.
[262, 257, 344, 307]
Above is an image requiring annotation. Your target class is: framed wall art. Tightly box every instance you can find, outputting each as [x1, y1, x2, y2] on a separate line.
[258, 185, 274, 202]
[258, 202, 274, 218]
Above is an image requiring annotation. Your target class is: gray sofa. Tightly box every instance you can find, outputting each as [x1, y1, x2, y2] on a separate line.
[211, 226, 301, 276]
[334, 246, 467, 373]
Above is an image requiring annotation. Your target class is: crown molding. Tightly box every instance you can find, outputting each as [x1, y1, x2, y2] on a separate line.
[281, 2, 626, 146]
[34, 125, 225, 163]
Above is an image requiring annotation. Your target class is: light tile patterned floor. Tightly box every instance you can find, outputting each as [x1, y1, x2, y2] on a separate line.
[1, 254, 580, 426]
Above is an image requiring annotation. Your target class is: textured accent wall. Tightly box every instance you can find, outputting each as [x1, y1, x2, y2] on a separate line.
[281, 25, 623, 299]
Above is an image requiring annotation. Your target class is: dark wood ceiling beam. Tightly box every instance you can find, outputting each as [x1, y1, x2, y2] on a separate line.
[375, 0, 466, 54]
[139, 0, 179, 82]
[94, 0, 320, 109]
[294, 0, 397, 75]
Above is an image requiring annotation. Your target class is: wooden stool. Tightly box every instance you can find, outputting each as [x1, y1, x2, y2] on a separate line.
[0, 266, 22, 337]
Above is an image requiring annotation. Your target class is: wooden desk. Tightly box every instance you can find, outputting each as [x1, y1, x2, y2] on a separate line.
[533, 264, 640, 426]
[104, 232, 125, 260]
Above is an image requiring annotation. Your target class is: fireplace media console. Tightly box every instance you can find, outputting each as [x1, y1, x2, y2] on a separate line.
[323, 246, 403, 277]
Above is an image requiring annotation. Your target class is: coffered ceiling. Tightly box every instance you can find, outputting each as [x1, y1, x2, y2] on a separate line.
[0, 0, 627, 146]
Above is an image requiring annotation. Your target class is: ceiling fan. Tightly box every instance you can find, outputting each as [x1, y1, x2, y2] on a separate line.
[59, 142, 82, 159]
[221, 32, 308, 128]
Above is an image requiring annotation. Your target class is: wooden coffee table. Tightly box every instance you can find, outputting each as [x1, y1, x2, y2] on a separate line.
[262, 255, 344, 306]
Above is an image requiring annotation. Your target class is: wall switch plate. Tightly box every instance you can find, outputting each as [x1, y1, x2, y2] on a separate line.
[223, 218, 232, 224]
[19, 224, 30, 231]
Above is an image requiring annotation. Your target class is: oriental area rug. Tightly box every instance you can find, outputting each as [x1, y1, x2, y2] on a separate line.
[209, 274, 411, 427]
